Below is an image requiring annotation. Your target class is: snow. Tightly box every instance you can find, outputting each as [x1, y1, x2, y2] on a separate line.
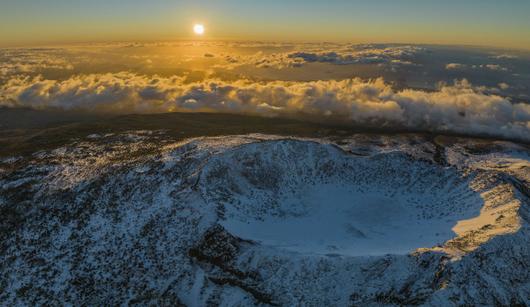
[197, 139, 501, 258]
[1, 132, 529, 306]
[222, 184, 466, 256]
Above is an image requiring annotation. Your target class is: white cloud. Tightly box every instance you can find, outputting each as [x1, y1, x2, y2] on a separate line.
[446, 63, 466, 70]
[491, 54, 518, 60]
[215, 45, 425, 69]
[1, 73, 528, 141]
[483, 64, 508, 71]
[498, 83, 510, 90]
[445, 63, 508, 72]
[0, 51, 75, 77]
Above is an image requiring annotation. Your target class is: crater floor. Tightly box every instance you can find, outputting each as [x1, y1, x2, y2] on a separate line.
[200, 140, 487, 256]
[222, 186, 483, 256]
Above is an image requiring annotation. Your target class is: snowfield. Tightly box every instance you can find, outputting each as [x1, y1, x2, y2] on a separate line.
[202, 140, 486, 257]
[0, 132, 529, 306]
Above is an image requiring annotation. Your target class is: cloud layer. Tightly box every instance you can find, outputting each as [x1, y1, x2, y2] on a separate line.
[0, 48, 77, 78]
[1, 72, 529, 141]
[1, 43, 529, 142]
[446, 63, 508, 72]
[215, 44, 424, 69]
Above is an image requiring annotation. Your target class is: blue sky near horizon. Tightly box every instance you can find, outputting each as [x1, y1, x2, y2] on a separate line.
[1, 0, 530, 49]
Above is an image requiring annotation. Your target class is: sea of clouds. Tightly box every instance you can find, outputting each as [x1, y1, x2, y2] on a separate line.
[2, 73, 528, 141]
[0, 42, 529, 141]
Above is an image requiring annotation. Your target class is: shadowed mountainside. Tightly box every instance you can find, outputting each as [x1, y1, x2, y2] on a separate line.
[1, 108, 528, 158]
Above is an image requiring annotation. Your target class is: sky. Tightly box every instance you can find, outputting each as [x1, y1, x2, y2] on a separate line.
[1, 0, 530, 49]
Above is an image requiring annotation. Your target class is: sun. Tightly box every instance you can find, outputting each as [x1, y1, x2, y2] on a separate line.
[193, 24, 205, 35]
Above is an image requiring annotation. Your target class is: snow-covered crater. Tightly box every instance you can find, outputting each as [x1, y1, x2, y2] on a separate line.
[200, 140, 485, 256]
[1, 133, 528, 305]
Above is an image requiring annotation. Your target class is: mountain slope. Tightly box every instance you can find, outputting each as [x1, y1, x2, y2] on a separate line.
[1, 132, 529, 305]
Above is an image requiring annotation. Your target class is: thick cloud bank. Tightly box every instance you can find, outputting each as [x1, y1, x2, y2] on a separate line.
[1, 73, 528, 141]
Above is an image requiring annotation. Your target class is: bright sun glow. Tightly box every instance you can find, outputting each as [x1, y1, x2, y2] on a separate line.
[193, 24, 205, 35]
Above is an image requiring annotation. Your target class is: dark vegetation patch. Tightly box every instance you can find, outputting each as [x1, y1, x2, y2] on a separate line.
[2, 108, 527, 158]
